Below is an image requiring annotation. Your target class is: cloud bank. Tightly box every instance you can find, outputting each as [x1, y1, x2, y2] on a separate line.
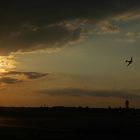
[0, 0, 140, 55]
[41, 88, 140, 99]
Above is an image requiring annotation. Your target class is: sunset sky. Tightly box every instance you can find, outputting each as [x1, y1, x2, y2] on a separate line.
[0, 0, 140, 108]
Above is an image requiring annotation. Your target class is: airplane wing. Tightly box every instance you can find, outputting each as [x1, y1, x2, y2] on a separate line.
[130, 57, 133, 61]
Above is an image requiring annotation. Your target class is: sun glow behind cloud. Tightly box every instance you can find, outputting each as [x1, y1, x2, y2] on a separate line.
[0, 55, 16, 72]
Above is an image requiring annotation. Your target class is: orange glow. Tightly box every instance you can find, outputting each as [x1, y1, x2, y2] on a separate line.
[0, 55, 16, 72]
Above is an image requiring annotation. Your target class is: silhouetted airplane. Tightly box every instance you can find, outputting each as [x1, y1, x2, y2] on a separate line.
[125, 57, 133, 66]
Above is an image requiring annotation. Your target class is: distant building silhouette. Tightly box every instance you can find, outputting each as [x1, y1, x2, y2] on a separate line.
[125, 100, 129, 109]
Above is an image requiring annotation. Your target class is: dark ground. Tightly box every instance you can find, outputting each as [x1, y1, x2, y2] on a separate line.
[0, 107, 139, 140]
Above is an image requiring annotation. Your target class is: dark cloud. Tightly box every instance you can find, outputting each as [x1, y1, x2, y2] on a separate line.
[5, 71, 48, 79]
[41, 88, 140, 99]
[0, 0, 140, 55]
[0, 77, 22, 84]
[22, 72, 48, 79]
[0, 71, 48, 84]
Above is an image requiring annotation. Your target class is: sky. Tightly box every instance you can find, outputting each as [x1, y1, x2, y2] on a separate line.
[0, 0, 140, 108]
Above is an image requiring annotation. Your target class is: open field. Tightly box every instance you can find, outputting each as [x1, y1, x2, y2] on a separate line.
[0, 107, 139, 140]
